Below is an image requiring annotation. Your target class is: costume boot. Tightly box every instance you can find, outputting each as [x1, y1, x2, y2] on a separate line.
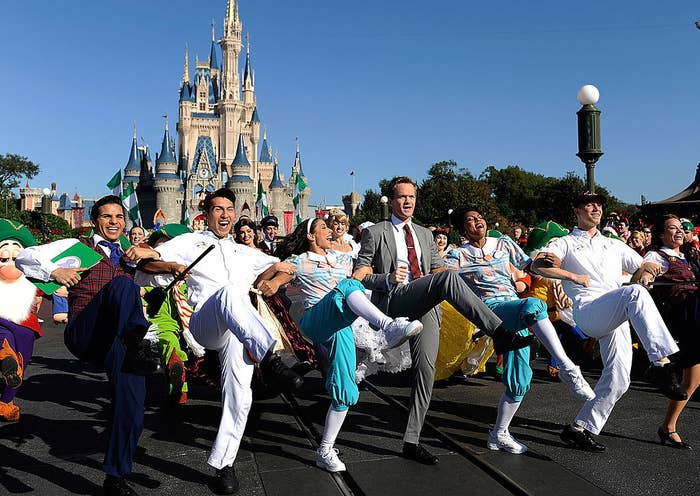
[167, 349, 186, 404]
[0, 401, 20, 422]
[0, 338, 23, 388]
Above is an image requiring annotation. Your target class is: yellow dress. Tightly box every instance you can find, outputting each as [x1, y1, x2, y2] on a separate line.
[434, 302, 494, 380]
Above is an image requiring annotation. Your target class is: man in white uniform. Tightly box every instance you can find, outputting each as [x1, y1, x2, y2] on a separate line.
[139, 188, 301, 495]
[533, 191, 685, 452]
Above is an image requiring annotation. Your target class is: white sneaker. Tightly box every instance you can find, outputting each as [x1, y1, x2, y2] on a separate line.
[383, 318, 423, 350]
[316, 447, 346, 472]
[486, 430, 528, 454]
[559, 365, 595, 401]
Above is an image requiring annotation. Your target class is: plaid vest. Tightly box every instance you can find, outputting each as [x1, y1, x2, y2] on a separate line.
[68, 238, 135, 317]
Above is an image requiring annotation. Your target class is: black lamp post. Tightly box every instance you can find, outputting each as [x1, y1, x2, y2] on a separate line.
[41, 188, 51, 243]
[576, 85, 603, 193]
[380, 195, 389, 221]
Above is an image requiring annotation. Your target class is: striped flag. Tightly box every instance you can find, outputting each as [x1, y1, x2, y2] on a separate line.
[106, 169, 142, 225]
[293, 173, 307, 224]
[255, 178, 269, 218]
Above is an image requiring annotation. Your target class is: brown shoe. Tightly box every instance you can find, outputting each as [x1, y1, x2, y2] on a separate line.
[0, 338, 23, 388]
[0, 401, 20, 422]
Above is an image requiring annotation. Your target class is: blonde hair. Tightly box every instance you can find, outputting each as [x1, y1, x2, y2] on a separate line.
[329, 211, 349, 225]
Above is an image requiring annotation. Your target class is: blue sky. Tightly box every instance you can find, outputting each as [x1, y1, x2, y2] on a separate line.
[2, 0, 699, 208]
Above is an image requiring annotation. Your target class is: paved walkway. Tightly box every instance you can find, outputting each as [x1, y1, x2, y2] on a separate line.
[1, 312, 698, 495]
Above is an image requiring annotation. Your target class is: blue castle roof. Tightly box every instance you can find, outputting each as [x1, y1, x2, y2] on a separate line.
[190, 136, 218, 175]
[269, 162, 283, 188]
[251, 106, 260, 123]
[58, 192, 72, 211]
[179, 82, 192, 102]
[259, 136, 272, 162]
[209, 40, 219, 71]
[232, 134, 250, 166]
[124, 131, 140, 172]
[156, 122, 176, 165]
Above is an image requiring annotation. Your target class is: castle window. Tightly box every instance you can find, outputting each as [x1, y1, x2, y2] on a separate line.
[199, 103, 206, 111]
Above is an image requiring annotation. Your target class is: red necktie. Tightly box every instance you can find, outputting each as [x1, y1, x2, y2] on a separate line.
[403, 224, 422, 279]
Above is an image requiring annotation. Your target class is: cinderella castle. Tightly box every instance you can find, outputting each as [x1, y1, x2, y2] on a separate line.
[121, 0, 310, 233]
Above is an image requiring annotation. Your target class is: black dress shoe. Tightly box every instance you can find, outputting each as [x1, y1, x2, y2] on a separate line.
[213, 465, 239, 495]
[657, 427, 693, 450]
[103, 475, 139, 496]
[260, 351, 303, 393]
[291, 360, 316, 377]
[644, 364, 687, 401]
[492, 326, 535, 355]
[121, 339, 163, 376]
[402, 442, 439, 465]
[560, 425, 606, 452]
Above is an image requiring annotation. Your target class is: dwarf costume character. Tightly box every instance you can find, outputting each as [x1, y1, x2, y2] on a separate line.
[0, 219, 41, 422]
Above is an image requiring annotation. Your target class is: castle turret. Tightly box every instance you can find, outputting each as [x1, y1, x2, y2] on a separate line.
[226, 133, 254, 213]
[123, 123, 141, 184]
[154, 117, 183, 225]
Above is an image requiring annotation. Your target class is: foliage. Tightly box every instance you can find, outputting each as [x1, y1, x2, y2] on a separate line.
[0, 154, 40, 199]
[7, 209, 71, 243]
[357, 161, 634, 235]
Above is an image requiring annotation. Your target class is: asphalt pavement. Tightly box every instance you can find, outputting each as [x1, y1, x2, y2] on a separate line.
[1, 306, 698, 496]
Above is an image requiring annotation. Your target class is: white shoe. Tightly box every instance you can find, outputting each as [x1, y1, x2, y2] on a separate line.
[559, 365, 595, 401]
[383, 318, 423, 349]
[486, 430, 528, 454]
[316, 447, 346, 472]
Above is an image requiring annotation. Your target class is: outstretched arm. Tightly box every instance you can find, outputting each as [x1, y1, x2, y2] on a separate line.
[531, 252, 590, 287]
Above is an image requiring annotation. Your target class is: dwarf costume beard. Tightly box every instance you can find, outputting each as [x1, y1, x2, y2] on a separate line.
[0, 275, 37, 325]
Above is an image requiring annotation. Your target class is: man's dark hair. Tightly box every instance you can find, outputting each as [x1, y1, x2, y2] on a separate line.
[91, 195, 125, 221]
[203, 188, 237, 212]
[386, 176, 418, 199]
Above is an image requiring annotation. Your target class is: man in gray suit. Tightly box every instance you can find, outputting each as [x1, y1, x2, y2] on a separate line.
[353, 176, 532, 464]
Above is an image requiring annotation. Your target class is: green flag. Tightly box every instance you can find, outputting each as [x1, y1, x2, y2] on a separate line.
[106, 169, 142, 226]
[293, 174, 307, 224]
[255, 179, 269, 218]
[107, 170, 122, 197]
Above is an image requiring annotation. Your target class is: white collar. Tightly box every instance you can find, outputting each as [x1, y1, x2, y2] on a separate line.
[660, 246, 685, 259]
[305, 250, 337, 265]
[391, 214, 413, 231]
[571, 227, 601, 238]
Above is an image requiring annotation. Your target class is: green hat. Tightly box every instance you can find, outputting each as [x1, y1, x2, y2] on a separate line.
[487, 229, 502, 238]
[524, 220, 569, 254]
[0, 219, 37, 248]
[148, 223, 192, 246]
[681, 221, 694, 232]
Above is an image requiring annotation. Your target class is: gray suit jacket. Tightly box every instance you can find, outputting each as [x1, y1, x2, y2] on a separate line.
[355, 220, 444, 312]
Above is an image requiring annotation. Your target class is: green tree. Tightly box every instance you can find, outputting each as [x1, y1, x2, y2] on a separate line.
[414, 161, 500, 228]
[349, 188, 384, 227]
[480, 165, 549, 227]
[9, 209, 71, 243]
[0, 154, 40, 199]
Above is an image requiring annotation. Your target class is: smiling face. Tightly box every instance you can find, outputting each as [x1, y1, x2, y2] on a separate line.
[329, 217, 348, 239]
[93, 203, 126, 242]
[661, 218, 684, 249]
[236, 224, 256, 248]
[206, 196, 235, 238]
[390, 182, 417, 222]
[462, 211, 487, 243]
[263, 224, 278, 241]
[573, 201, 603, 231]
[129, 226, 145, 245]
[434, 233, 448, 251]
[309, 220, 332, 251]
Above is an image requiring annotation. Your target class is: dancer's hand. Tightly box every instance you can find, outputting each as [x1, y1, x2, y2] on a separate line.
[51, 267, 85, 288]
[571, 273, 590, 287]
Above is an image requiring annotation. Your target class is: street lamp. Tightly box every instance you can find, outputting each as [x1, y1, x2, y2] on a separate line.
[576, 84, 604, 193]
[41, 187, 51, 243]
[380, 195, 389, 221]
[447, 208, 454, 229]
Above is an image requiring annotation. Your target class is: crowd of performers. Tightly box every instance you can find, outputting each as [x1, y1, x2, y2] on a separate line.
[0, 177, 696, 496]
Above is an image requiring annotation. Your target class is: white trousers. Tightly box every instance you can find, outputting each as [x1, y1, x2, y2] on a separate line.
[572, 285, 679, 434]
[190, 285, 277, 469]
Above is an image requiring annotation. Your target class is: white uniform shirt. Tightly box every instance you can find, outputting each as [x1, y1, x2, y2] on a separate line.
[543, 227, 642, 307]
[644, 247, 684, 275]
[16, 235, 117, 282]
[390, 214, 423, 282]
[153, 230, 278, 311]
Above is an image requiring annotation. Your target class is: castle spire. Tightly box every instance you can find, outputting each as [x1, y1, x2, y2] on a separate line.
[156, 115, 176, 165]
[183, 43, 190, 84]
[243, 34, 252, 84]
[269, 160, 283, 189]
[293, 138, 305, 177]
[124, 121, 140, 174]
[209, 20, 219, 69]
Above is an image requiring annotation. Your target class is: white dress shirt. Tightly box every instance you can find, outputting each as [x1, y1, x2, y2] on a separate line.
[543, 227, 642, 307]
[153, 230, 278, 311]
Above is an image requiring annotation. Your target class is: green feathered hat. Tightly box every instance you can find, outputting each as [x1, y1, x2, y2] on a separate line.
[524, 220, 569, 254]
[0, 219, 37, 248]
[148, 223, 192, 246]
[487, 229, 503, 238]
